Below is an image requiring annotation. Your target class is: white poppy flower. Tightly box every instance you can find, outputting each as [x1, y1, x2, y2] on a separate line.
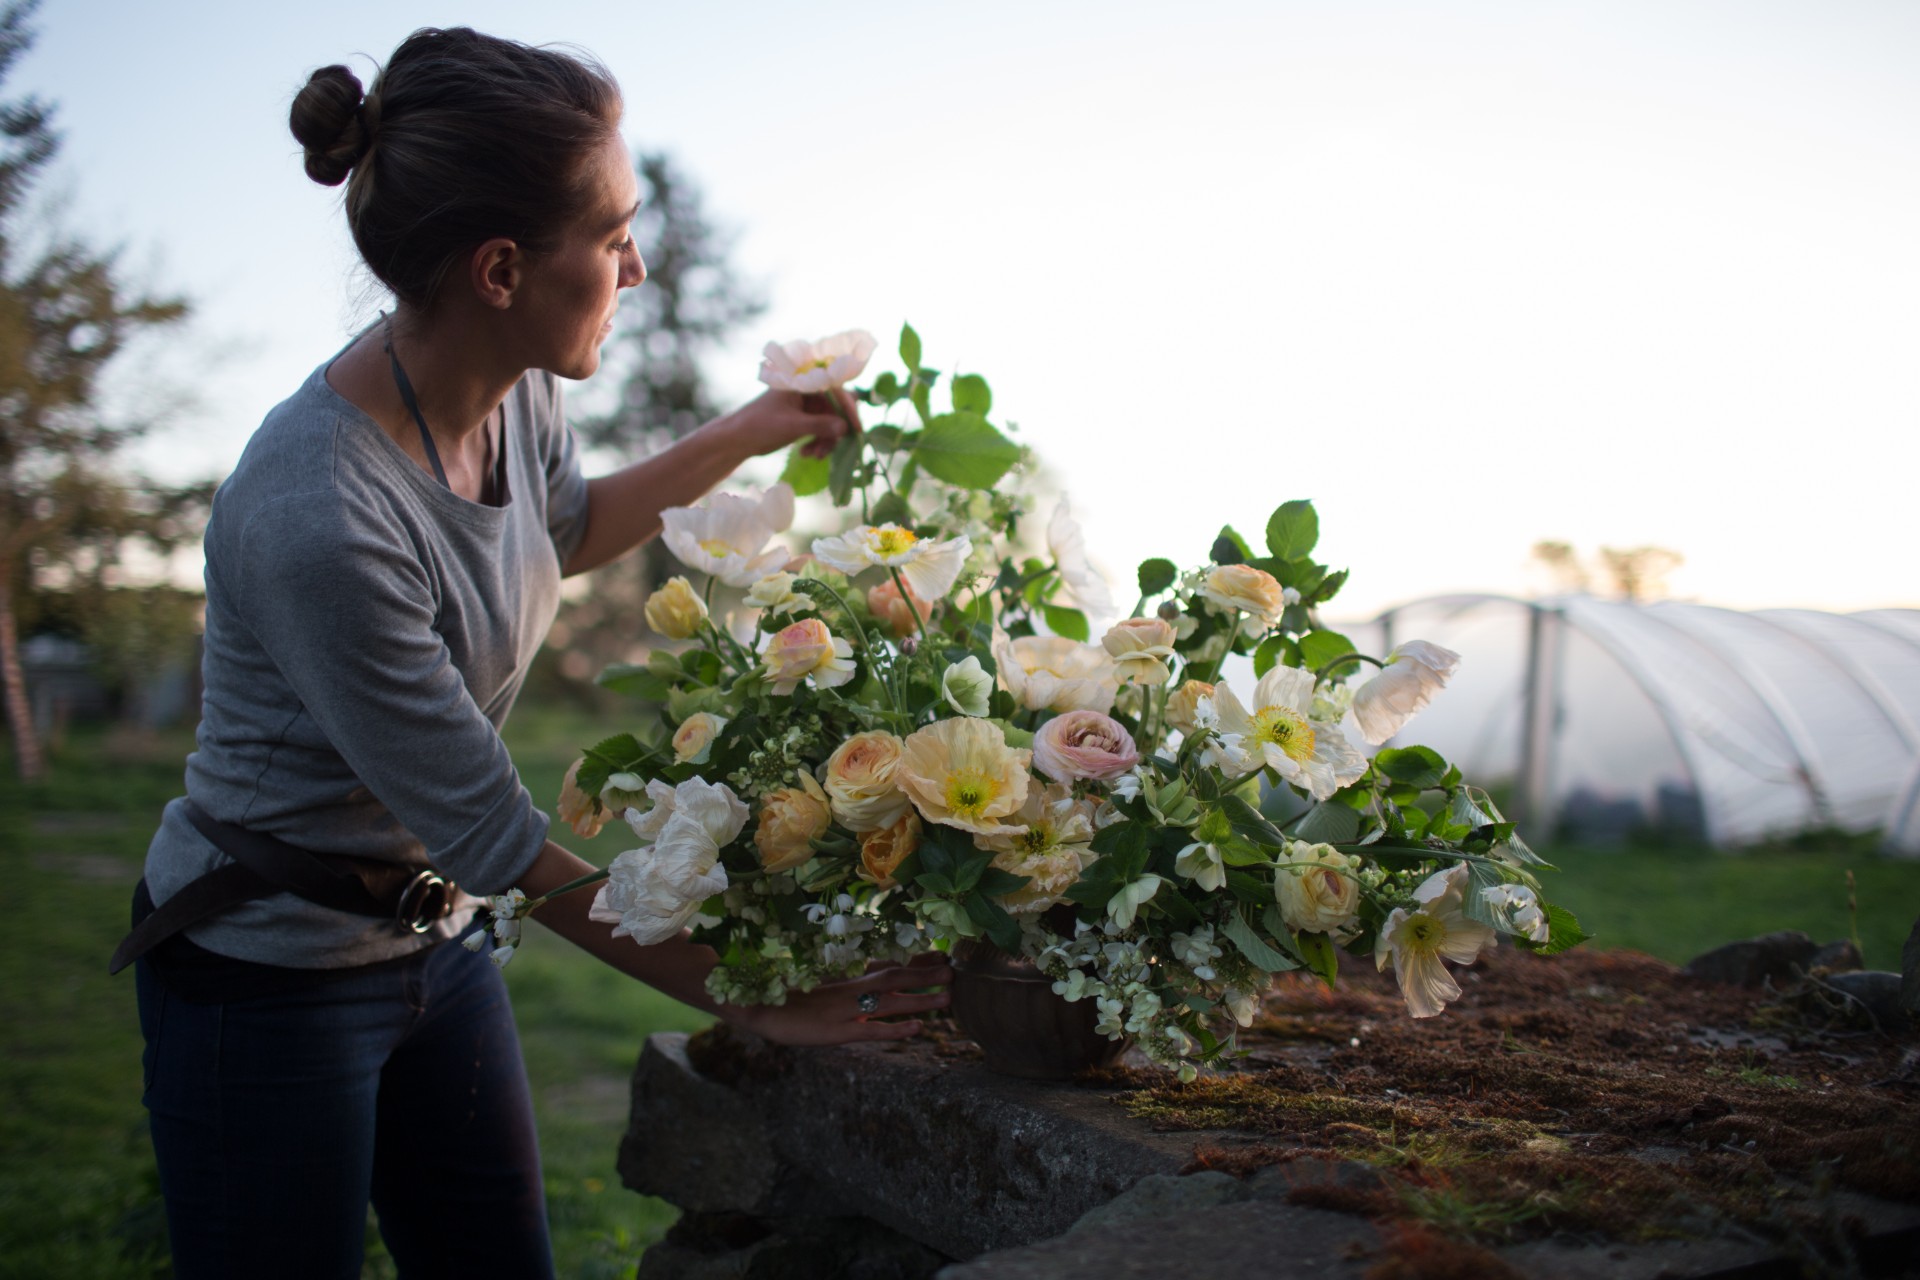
[661, 485, 796, 588]
[812, 524, 972, 602]
[1351, 640, 1461, 745]
[1209, 665, 1368, 800]
[1047, 497, 1115, 620]
[758, 329, 878, 393]
[590, 778, 749, 946]
[1374, 864, 1495, 1017]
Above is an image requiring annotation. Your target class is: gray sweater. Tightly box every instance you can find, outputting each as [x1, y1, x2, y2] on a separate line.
[142, 355, 591, 967]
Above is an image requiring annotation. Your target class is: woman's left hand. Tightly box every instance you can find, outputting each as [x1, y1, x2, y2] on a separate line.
[722, 385, 862, 461]
[731, 952, 952, 1045]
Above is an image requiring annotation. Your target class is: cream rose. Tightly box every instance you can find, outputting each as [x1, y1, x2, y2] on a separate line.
[1199, 564, 1288, 629]
[1274, 841, 1363, 936]
[991, 631, 1118, 714]
[823, 731, 911, 831]
[858, 811, 921, 889]
[1101, 617, 1177, 687]
[671, 712, 728, 765]
[645, 576, 709, 640]
[1165, 679, 1216, 734]
[556, 758, 608, 839]
[753, 772, 831, 873]
[1032, 710, 1139, 783]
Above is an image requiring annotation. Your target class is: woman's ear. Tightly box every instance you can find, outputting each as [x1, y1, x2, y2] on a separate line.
[468, 237, 522, 310]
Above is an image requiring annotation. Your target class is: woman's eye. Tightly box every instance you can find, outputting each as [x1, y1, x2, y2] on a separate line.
[613, 236, 635, 253]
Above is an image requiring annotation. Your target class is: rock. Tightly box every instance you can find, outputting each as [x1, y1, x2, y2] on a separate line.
[1061, 1172, 1247, 1236]
[637, 1213, 947, 1280]
[1816, 970, 1914, 1034]
[1683, 931, 1817, 987]
[1811, 939, 1863, 973]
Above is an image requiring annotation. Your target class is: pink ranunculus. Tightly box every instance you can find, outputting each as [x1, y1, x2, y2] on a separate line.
[1032, 710, 1140, 783]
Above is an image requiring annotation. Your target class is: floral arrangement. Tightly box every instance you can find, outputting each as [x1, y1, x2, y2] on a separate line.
[488, 324, 1586, 1077]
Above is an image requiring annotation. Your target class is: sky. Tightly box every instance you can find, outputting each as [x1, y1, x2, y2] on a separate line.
[15, 0, 1919, 619]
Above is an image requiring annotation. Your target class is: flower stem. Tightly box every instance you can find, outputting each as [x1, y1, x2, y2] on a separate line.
[1313, 652, 1387, 686]
[1205, 613, 1243, 685]
[526, 866, 612, 913]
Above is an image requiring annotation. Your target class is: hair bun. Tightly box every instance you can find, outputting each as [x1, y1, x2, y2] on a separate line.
[289, 64, 372, 187]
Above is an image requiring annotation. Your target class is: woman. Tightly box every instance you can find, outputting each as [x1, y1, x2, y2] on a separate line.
[126, 27, 950, 1278]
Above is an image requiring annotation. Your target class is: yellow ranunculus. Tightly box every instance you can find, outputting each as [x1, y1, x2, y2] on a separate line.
[1164, 679, 1216, 735]
[753, 772, 831, 873]
[859, 811, 922, 889]
[897, 717, 1031, 836]
[1101, 617, 1177, 687]
[822, 731, 910, 831]
[671, 712, 728, 765]
[556, 757, 608, 839]
[644, 576, 709, 640]
[760, 618, 856, 696]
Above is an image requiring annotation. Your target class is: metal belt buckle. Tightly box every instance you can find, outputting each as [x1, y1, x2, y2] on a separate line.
[395, 869, 452, 934]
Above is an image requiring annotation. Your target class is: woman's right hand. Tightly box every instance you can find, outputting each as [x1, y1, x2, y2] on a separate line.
[729, 953, 952, 1045]
[721, 386, 862, 462]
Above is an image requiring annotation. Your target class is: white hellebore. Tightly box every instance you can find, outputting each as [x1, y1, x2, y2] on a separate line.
[1351, 640, 1461, 745]
[812, 524, 972, 602]
[941, 655, 994, 717]
[757, 329, 878, 393]
[1047, 497, 1115, 621]
[1107, 873, 1163, 929]
[589, 778, 749, 946]
[1373, 863, 1496, 1018]
[1210, 665, 1368, 800]
[1172, 838, 1227, 893]
[661, 484, 796, 589]
[1482, 882, 1551, 943]
[744, 571, 807, 616]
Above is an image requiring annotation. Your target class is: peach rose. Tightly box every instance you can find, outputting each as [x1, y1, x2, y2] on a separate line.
[866, 579, 933, 639]
[556, 758, 608, 839]
[1199, 564, 1288, 629]
[760, 618, 856, 696]
[753, 772, 832, 873]
[859, 811, 922, 889]
[1032, 710, 1139, 783]
[1165, 679, 1216, 735]
[823, 731, 911, 831]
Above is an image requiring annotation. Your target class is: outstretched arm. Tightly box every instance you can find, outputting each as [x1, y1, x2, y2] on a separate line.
[518, 838, 951, 1045]
[561, 387, 859, 577]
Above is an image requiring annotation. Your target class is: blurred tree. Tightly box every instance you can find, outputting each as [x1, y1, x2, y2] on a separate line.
[1529, 539, 1683, 603]
[543, 150, 766, 693]
[0, 0, 206, 777]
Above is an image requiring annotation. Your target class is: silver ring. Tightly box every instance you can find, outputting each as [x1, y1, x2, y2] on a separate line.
[857, 992, 881, 1015]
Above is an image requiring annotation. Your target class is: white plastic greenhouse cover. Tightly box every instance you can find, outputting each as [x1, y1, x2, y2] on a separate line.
[1336, 597, 1920, 851]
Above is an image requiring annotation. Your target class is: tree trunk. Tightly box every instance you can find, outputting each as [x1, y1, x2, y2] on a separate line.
[0, 571, 45, 781]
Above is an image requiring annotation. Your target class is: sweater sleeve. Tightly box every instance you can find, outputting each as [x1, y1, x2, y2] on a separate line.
[232, 489, 549, 895]
[539, 373, 592, 567]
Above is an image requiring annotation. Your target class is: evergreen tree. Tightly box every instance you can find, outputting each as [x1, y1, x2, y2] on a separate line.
[0, 0, 203, 777]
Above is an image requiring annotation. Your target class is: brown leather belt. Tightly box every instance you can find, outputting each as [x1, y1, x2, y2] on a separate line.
[108, 800, 454, 975]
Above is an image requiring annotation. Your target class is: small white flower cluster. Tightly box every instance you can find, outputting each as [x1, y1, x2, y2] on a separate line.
[1029, 917, 1218, 1079]
[462, 888, 529, 967]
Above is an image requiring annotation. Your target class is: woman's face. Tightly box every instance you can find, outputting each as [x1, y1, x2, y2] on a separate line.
[516, 134, 645, 380]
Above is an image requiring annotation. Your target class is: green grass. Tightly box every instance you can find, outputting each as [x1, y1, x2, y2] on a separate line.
[3, 706, 1918, 1278]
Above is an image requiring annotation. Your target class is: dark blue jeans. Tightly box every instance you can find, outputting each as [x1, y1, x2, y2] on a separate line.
[136, 939, 555, 1279]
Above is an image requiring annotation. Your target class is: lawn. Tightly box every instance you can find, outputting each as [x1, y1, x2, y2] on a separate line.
[2, 706, 1916, 1278]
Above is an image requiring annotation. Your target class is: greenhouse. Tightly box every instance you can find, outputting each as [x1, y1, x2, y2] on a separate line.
[1332, 598, 1920, 853]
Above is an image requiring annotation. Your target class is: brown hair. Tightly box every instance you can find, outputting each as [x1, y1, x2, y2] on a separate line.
[288, 28, 623, 308]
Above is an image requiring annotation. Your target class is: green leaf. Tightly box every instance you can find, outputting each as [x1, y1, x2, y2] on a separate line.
[870, 491, 912, 527]
[965, 892, 1026, 953]
[1291, 801, 1361, 844]
[865, 424, 904, 452]
[1316, 568, 1349, 603]
[1210, 525, 1250, 566]
[951, 373, 991, 415]
[1252, 634, 1295, 678]
[1219, 792, 1285, 846]
[1447, 789, 1497, 833]
[826, 432, 864, 507]
[976, 867, 1032, 898]
[913, 413, 1022, 489]
[780, 446, 830, 497]
[594, 663, 674, 701]
[1259, 784, 1309, 829]
[1265, 500, 1319, 561]
[1137, 558, 1177, 597]
[1461, 859, 1507, 927]
[1298, 629, 1356, 672]
[1375, 745, 1447, 789]
[1297, 931, 1340, 985]
[870, 372, 903, 406]
[1529, 903, 1591, 956]
[1221, 909, 1300, 973]
[899, 322, 922, 373]
[1042, 603, 1090, 642]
